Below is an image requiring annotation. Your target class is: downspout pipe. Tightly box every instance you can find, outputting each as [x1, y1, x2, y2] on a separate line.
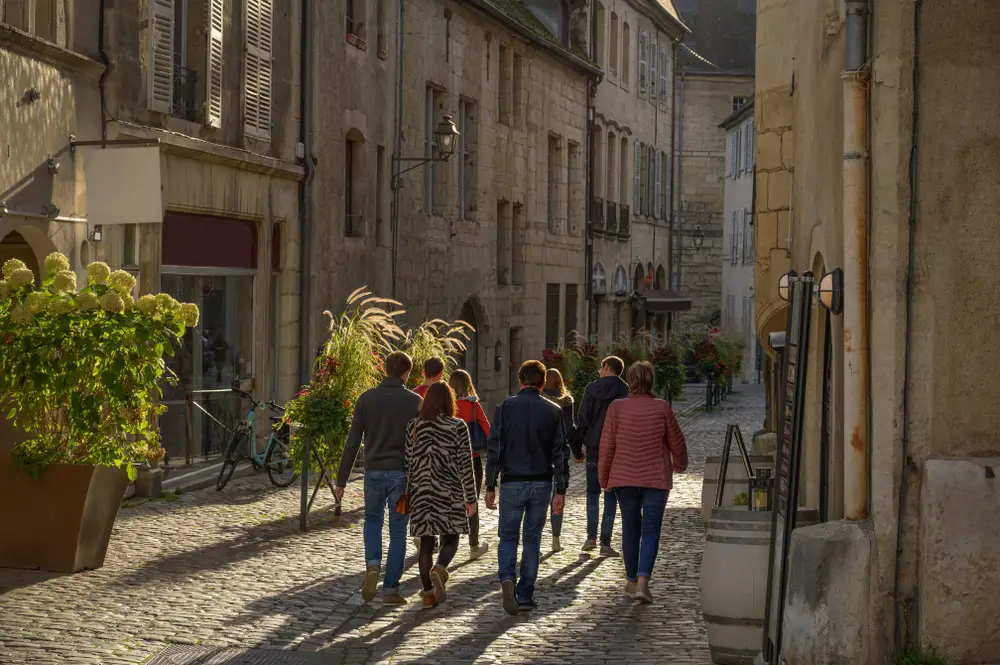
[668, 41, 678, 290]
[390, 0, 406, 299]
[842, 0, 870, 521]
[298, 0, 315, 385]
[674, 72, 686, 290]
[584, 6, 597, 338]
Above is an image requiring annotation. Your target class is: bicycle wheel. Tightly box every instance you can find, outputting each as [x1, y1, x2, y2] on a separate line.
[265, 436, 299, 488]
[216, 429, 247, 491]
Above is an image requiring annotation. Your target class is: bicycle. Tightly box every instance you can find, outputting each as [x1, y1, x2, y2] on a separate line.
[216, 388, 299, 491]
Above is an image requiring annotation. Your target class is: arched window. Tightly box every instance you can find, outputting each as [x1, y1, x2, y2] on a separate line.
[524, 0, 569, 45]
[609, 12, 619, 75]
[612, 265, 628, 297]
[593, 262, 607, 295]
[595, 3, 606, 67]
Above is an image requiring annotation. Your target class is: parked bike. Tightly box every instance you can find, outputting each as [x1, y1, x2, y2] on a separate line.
[216, 388, 298, 491]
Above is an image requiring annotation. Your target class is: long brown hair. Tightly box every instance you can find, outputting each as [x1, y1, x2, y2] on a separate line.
[419, 381, 457, 420]
[544, 368, 569, 397]
[449, 369, 477, 399]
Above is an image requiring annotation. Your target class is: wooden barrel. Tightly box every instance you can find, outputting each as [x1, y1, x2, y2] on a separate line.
[701, 507, 820, 665]
[701, 455, 775, 522]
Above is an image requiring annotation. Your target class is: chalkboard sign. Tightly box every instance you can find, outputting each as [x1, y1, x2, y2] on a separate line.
[761, 274, 814, 664]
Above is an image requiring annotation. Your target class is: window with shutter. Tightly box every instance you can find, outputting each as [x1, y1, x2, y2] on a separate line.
[638, 32, 648, 96]
[244, 0, 273, 140]
[206, 0, 224, 128]
[654, 150, 662, 219]
[659, 50, 668, 105]
[633, 139, 641, 213]
[731, 211, 738, 264]
[649, 41, 657, 104]
[148, 0, 174, 113]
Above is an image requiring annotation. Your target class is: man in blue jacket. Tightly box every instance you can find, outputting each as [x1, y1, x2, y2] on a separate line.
[570, 355, 628, 555]
[485, 360, 568, 615]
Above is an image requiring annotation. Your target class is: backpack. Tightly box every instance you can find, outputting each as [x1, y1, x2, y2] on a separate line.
[468, 419, 489, 453]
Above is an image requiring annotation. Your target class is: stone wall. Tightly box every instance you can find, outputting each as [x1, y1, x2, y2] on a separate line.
[675, 74, 754, 330]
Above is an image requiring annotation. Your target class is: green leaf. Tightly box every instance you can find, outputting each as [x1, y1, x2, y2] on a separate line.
[126, 464, 137, 482]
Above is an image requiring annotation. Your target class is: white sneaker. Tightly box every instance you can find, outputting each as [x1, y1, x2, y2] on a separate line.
[470, 541, 490, 560]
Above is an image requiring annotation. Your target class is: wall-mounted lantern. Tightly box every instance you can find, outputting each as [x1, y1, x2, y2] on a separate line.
[819, 268, 844, 315]
[778, 270, 797, 302]
[392, 115, 460, 186]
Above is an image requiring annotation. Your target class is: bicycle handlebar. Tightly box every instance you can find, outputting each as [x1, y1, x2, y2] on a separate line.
[232, 389, 286, 414]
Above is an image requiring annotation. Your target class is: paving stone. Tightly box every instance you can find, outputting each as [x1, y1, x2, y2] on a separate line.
[0, 385, 765, 664]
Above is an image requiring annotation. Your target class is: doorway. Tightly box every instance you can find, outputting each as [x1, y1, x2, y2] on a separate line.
[459, 299, 479, 385]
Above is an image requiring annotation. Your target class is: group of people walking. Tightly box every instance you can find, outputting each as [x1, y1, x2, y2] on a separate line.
[335, 350, 688, 613]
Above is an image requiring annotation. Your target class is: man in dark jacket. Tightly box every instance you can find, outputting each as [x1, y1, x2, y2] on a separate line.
[570, 355, 628, 555]
[485, 360, 567, 615]
[335, 351, 421, 606]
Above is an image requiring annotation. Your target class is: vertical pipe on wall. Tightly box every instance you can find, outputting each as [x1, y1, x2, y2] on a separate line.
[298, 0, 314, 384]
[842, 0, 870, 521]
[390, 0, 406, 299]
[674, 73, 685, 291]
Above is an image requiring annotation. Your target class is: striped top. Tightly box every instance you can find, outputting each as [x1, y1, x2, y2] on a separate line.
[598, 395, 689, 491]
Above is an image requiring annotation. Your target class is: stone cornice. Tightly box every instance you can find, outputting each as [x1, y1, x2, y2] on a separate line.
[0, 25, 105, 82]
[114, 122, 306, 182]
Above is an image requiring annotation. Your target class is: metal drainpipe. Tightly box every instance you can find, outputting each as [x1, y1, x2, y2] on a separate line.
[298, 0, 314, 385]
[668, 41, 678, 290]
[674, 72, 686, 290]
[842, 0, 870, 521]
[390, 0, 406, 299]
[584, 5, 597, 338]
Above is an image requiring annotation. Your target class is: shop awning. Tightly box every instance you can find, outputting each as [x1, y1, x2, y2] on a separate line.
[642, 289, 692, 313]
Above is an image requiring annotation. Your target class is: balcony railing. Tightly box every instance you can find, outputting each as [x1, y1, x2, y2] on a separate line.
[590, 196, 604, 229]
[171, 65, 197, 122]
[606, 200, 617, 234]
[619, 204, 631, 237]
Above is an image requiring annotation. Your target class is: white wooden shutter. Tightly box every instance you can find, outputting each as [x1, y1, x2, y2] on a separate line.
[649, 41, 657, 104]
[747, 209, 754, 262]
[633, 139, 641, 213]
[244, 0, 274, 140]
[147, 0, 174, 113]
[638, 32, 648, 96]
[731, 211, 738, 264]
[654, 150, 662, 219]
[206, 0, 224, 129]
[737, 211, 744, 263]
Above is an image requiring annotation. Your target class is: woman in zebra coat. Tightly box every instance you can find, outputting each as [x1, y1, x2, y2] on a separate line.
[405, 381, 478, 608]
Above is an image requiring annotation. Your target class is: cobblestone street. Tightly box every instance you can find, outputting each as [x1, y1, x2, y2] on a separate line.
[0, 386, 764, 665]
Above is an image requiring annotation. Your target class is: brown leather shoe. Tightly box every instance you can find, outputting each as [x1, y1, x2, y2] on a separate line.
[430, 564, 449, 603]
[382, 592, 407, 606]
[361, 566, 380, 602]
[421, 590, 438, 609]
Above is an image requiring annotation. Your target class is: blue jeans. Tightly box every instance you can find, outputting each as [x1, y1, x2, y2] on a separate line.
[586, 464, 617, 545]
[497, 480, 551, 603]
[363, 470, 409, 595]
[615, 487, 669, 582]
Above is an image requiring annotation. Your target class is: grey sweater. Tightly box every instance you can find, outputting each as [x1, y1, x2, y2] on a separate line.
[336, 377, 422, 487]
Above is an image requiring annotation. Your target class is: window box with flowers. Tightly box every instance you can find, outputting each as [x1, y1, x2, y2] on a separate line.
[0, 253, 199, 572]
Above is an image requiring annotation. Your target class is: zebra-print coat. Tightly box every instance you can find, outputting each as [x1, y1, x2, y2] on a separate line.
[405, 416, 477, 537]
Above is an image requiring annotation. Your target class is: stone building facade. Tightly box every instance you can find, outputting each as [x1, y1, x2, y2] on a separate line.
[719, 100, 756, 382]
[671, 0, 754, 330]
[2, 0, 305, 462]
[754, 1, 1000, 664]
[311, 0, 599, 411]
[588, 0, 685, 344]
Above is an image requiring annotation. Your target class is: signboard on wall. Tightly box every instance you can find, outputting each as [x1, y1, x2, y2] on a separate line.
[761, 274, 814, 664]
[84, 146, 163, 225]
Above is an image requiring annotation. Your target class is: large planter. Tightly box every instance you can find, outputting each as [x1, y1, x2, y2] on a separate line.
[700, 507, 820, 665]
[0, 456, 129, 572]
[701, 455, 775, 522]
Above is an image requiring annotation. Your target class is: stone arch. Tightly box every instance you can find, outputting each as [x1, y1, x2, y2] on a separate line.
[632, 262, 645, 294]
[592, 262, 607, 295]
[655, 264, 666, 290]
[456, 295, 490, 386]
[0, 223, 59, 281]
[612, 265, 628, 296]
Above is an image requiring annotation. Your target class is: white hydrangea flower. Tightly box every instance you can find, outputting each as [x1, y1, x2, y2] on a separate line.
[179, 302, 200, 328]
[53, 270, 77, 293]
[108, 269, 136, 295]
[0, 281, 10, 300]
[8, 268, 35, 289]
[2, 258, 27, 280]
[86, 261, 111, 285]
[44, 252, 71, 276]
[99, 293, 125, 314]
[25, 291, 48, 314]
[76, 291, 100, 311]
[137, 294, 158, 315]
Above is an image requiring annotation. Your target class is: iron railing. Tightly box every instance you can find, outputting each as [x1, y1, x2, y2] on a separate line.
[171, 64, 198, 121]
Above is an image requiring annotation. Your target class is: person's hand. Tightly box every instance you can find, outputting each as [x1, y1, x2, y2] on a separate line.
[485, 491, 497, 510]
[465, 502, 478, 517]
[552, 494, 566, 515]
[334, 486, 345, 501]
[574, 455, 585, 465]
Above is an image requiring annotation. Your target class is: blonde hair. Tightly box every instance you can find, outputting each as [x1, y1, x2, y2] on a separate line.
[544, 368, 569, 397]
[627, 361, 655, 396]
[448, 369, 477, 399]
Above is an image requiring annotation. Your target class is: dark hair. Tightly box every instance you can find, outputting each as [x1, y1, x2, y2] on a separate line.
[419, 381, 457, 421]
[385, 351, 413, 378]
[423, 356, 445, 379]
[518, 360, 547, 388]
[601, 356, 625, 376]
[449, 369, 477, 399]
[544, 368, 569, 397]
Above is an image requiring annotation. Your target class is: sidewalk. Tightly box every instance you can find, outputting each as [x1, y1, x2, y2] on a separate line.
[0, 385, 765, 665]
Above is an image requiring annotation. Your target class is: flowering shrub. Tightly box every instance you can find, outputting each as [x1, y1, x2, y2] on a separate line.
[652, 342, 687, 399]
[0, 253, 199, 478]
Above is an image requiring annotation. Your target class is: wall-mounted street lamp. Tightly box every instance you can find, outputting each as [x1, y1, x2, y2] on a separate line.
[88, 224, 104, 242]
[818, 268, 844, 315]
[393, 115, 460, 182]
[778, 270, 796, 301]
[692, 227, 705, 250]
